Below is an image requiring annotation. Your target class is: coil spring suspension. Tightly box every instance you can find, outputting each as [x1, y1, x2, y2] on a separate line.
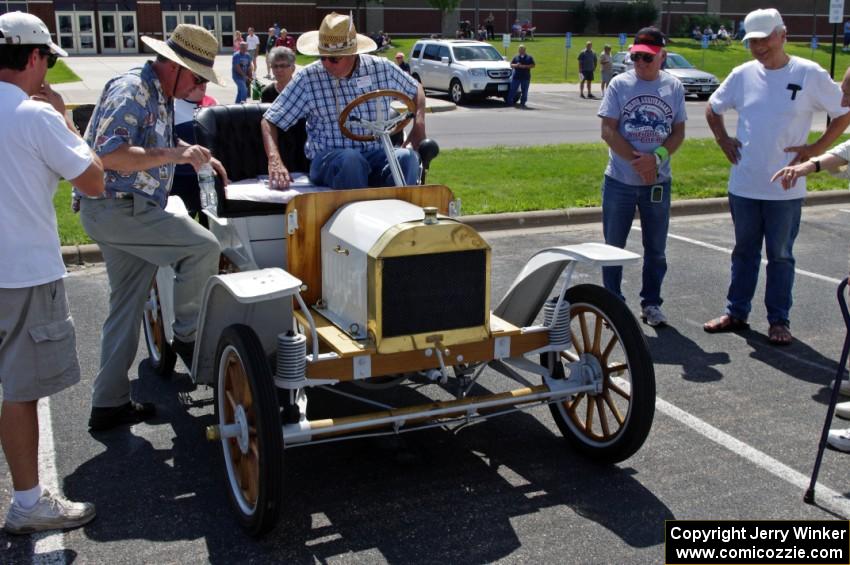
[276, 330, 307, 388]
[543, 296, 571, 350]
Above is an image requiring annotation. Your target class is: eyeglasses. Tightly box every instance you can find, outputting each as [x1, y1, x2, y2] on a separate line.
[271, 63, 292, 70]
[192, 73, 209, 85]
[630, 53, 655, 64]
[320, 56, 341, 64]
[38, 48, 57, 69]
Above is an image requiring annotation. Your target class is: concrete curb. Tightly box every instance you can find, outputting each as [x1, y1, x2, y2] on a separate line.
[61, 189, 850, 266]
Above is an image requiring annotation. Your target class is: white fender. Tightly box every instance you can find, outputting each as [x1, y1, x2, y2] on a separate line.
[494, 243, 640, 327]
[192, 268, 303, 384]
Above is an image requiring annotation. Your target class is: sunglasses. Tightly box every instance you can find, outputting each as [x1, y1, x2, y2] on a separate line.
[38, 48, 57, 69]
[630, 53, 655, 64]
[320, 56, 341, 64]
[192, 73, 209, 85]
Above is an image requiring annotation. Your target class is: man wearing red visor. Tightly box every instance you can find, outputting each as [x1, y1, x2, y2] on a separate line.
[597, 27, 686, 328]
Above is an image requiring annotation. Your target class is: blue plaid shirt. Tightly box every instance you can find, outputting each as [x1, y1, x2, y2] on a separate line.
[264, 55, 419, 159]
[82, 61, 176, 208]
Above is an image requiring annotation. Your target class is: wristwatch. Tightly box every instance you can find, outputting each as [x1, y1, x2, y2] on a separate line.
[811, 158, 821, 173]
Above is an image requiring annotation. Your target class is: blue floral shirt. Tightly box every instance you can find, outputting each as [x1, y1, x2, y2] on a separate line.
[82, 61, 176, 208]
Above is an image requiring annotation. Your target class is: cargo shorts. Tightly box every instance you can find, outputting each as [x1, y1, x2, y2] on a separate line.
[0, 280, 81, 402]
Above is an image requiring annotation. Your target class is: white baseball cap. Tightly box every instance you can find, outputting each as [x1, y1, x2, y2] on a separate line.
[742, 8, 784, 42]
[0, 11, 68, 56]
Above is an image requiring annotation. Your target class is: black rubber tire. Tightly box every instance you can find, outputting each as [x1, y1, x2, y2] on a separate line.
[214, 324, 283, 537]
[450, 79, 466, 105]
[412, 73, 422, 84]
[142, 278, 177, 377]
[543, 284, 655, 464]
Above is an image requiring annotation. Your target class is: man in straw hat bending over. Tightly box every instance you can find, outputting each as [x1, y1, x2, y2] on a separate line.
[78, 24, 229, 431]
[261, 12, 427, 190]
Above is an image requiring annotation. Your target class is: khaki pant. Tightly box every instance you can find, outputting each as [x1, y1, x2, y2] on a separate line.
[80, 195, 220, 408]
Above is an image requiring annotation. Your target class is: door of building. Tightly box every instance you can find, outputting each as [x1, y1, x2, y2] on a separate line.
[55, 11, 97, 55]
[162, 11, 235, 51]
[99, 12, 138, 53]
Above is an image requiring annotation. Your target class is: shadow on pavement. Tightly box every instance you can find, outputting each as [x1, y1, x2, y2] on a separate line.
[644, 325, 730, 383]
[61, 362, 672, 563]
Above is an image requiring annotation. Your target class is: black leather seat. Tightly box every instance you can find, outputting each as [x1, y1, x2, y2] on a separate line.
[194, 103, 308, 217]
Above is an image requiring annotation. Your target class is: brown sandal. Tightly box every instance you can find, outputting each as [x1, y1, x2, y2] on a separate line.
[703, 314, 749, 333]
[768, 323, 792, 346]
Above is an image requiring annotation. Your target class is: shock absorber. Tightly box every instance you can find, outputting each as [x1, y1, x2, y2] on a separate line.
[276, 330, 307, 424]
[543, 296, 571, 350]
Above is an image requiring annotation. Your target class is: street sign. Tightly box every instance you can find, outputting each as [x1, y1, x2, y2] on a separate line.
[618, 33, 627, 47]
[502, 33, 511, 48]
[702, 35, 709, 49]
[830, 0, 845, 24]
[565, 32, 572, 49]
[811, 36, 819, 50]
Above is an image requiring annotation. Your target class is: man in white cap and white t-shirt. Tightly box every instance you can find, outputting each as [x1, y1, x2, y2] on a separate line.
[703, 8, 850, 345]
[0, 11, 104, 534]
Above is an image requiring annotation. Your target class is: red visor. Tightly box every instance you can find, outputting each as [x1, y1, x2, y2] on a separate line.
[629, 43, 662, 55]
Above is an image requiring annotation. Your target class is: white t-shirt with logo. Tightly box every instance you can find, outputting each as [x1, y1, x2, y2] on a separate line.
[709, 56, 848, 200]
[246, 34, 260, 51]
[0, 82, 93, 288]
[598, 69, 687, 186]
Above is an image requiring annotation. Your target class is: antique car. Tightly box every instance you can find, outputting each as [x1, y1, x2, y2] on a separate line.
[141, 92, 656, 536]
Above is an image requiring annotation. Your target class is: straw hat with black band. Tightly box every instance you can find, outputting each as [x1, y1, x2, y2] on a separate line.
[141, 24, 226, 86]
[296, 12, 377, 56]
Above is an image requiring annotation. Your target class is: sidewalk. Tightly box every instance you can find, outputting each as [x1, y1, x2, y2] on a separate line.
[60, 189, 850, 265]
[52, 54, 455, 112]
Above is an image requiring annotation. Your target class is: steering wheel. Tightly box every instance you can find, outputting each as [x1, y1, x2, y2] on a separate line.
[338, 89, 416, 142]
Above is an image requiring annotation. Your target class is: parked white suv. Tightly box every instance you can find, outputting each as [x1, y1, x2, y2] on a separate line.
[408, 39, 513, 105]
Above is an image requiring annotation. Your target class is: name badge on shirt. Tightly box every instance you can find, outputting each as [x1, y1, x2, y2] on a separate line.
[658, 85, 671, 97]
[356, 76, 372, 90]
[155, 119, 166, 136]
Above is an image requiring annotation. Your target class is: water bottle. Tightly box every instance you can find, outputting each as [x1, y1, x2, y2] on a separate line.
[198, 162, 217, 212]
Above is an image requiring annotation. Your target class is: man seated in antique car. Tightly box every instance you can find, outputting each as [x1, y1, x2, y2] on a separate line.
[260, 12, 427, 190]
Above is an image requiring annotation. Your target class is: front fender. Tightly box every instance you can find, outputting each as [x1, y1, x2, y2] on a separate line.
[192, 268, 302, 384]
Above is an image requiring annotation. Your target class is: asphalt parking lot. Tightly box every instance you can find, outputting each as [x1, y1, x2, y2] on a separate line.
[2, 202, 850, 564]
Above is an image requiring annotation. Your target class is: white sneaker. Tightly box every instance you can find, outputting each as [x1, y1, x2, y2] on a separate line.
[641, 305, 667, 327]
[835, 401, 850, 420]
[828, 428, 850, 453]
[4, 489, 95, 535]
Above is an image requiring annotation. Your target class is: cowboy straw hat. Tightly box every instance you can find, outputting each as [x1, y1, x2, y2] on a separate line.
[296, 12, 377, 56]
[141, 24, 226, 85]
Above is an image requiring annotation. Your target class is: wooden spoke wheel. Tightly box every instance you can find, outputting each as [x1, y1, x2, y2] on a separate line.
[142, 278, 176, 377]
[544, 284, 655, 463]
[214, 324, 283, 537]
[338, 89, 416, 142]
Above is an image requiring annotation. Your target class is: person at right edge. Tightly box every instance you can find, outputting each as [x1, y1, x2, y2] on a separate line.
[703, 8, 850, 345]
[598, 27, 686, 328]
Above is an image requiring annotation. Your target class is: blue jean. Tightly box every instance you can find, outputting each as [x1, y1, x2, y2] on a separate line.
[601, 175, 670, 307]
[507, 76, 530, 105]
[309, 147, 419, 189]
[233, 76, 248, 103]
[725, 194, 802, 326]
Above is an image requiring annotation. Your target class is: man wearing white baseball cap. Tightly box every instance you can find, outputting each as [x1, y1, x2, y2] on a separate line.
[0, 11, 104, 534]
[704, 8, 850, 345]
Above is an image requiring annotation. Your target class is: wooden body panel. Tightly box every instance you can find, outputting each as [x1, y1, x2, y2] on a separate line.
[285, 185, 454, 307]
[295, 309, 549, 381]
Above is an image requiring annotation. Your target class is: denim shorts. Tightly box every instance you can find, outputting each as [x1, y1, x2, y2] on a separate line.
[0, 280, 81, 401]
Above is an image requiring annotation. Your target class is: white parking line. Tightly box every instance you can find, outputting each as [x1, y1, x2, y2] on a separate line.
[657, 397, 850, 518]
[31, 397, 66, 565]
[839, 209, 850, 214]
[633, 227, 844, 285]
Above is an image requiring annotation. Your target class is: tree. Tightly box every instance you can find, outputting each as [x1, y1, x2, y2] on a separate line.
[426, 0, 464, 33]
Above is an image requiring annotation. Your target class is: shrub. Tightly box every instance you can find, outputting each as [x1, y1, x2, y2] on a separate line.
[572, 1, 593, 34]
